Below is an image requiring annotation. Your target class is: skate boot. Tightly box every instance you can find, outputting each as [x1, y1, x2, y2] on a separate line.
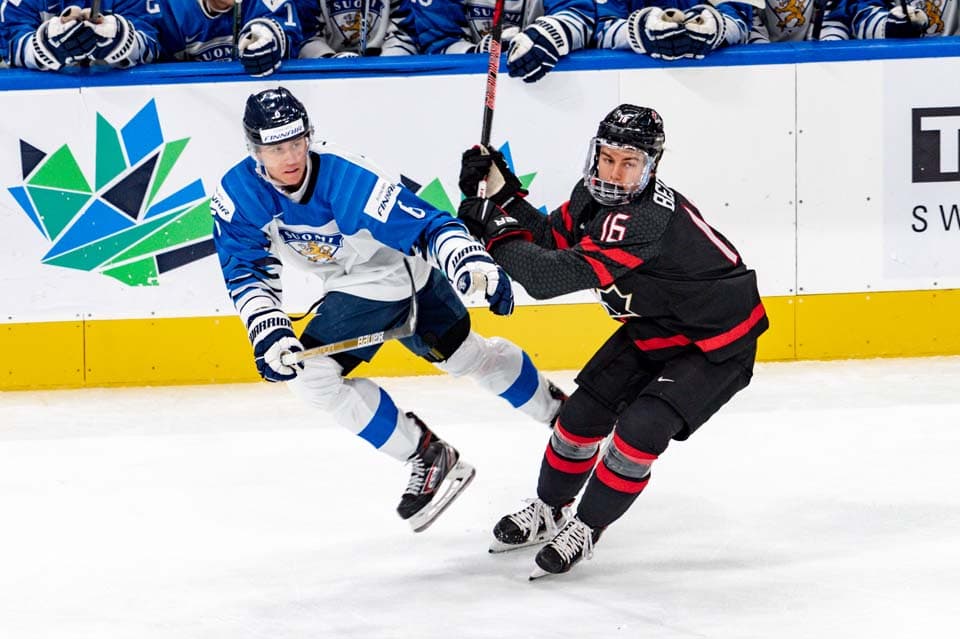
[489, 498, 570, 553]
[530, 516, 603, 579]
[546, 381, 568, 428]
[396, 412, 476, 533]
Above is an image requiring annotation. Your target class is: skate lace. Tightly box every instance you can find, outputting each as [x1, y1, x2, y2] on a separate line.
[551, 518, 594, 563]
[405, 456, 427, 494]
[510, 499, 562, 536]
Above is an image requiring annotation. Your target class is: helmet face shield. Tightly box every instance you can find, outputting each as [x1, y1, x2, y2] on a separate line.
[583, 138, 655, 206]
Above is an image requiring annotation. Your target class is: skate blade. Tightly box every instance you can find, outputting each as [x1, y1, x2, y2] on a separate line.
[488, 532, 552, 554]
[408, 461, 476, 533]
[528, 565, 554, 581]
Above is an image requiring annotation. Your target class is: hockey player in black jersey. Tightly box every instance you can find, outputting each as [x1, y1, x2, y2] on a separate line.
[457, 105, 769, 578]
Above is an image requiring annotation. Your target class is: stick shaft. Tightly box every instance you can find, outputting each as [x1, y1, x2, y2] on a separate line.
[280, 262, 418, 366]
[479, 0, 506, 147]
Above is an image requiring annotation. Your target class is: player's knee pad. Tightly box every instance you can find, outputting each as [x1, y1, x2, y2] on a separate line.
[286, 356, 344, 411]
[434, 331, 515, 379]
[615, 396, 684, 457]
[558, 389, 620, 440]
[419, 313, 471, 363]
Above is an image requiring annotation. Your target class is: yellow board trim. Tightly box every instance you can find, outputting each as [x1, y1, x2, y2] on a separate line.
[2, 290, 957, 390]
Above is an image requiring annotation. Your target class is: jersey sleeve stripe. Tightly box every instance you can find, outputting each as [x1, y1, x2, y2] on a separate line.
[580, 236, 644, 269]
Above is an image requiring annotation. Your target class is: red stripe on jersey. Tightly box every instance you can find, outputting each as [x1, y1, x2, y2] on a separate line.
[555, 420, 605, 446]
[579, 253, 615, 286]
[595, 461, 650, 494]
[552, 227, 570, 249]
[560, 201, 573, 233]
[580, 235, 644, 269]
[545, 444, 598, 474]
[612, 434, 659, 463]
[634, 334, 692, 351]
[695, 302, 767, 352]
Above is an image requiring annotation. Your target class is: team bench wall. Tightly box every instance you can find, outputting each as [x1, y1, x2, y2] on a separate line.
[1, 40, 959, 390]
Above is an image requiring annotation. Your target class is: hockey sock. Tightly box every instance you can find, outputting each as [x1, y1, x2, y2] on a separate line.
[577, 433, 658, 529]
[537, 418, 604, 506]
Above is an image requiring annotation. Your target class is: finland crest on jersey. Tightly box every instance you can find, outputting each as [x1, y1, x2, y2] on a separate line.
[331, 0, 385, 45]
[468, 2, 524, 37]
[280, 229, 344, 262]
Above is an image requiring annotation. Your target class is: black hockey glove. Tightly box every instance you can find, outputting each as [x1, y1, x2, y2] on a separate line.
[459, 146, 526, 206]
[457, 197, 532, 250]
[237, 19, 287, 77]
[34, 7, 97, 70]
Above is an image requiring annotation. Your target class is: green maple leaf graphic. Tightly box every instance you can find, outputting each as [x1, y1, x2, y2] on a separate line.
[7, 100, 214, 287]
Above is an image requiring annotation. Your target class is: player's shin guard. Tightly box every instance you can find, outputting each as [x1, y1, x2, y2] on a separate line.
[435, 332, 561, 425]
[576, 433, 658, 529]
[537, 419, 604, 507]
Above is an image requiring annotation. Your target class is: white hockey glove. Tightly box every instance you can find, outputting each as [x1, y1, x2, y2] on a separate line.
[884, 5, 929, 38]
[507, 17, 570, 83]
[88, 14, 141, 67]
[474, 26, 520, 54]
[681, 5, 727, 59]
[332, 51, 361, 58]
[248, 309, 304, 382]
[455, 257, 515, 316]
[31, 6, 97, 71]
[237, 18, 287, 77]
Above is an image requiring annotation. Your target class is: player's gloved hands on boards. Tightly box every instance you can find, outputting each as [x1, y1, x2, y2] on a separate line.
[884, 5, 928, 38]
[248, 309, 304, 382]
[458, 146, 525, 205]
[33, 6, 97, 70]
[457, 197, 532, 249]
[681, 5, 726, 58]
[452, 256, 516, 316]
[88, 13, 139, 66]
[628, 7, 693, 60]
[238, 18, 287, 77]
[474, 26, 520, 53]
[507, 16, 569, 82]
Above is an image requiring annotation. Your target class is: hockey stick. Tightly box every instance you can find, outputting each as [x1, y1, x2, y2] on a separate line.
[477, 0, 506, 198]
[279, 261, 419, 366]
[359, 0, 369, 56]
[89, 0, 102, 22]
[233, 0, 243, 61]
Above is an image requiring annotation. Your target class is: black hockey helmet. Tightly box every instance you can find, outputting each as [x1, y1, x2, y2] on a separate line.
[584, 104, 665, 206]
[596, 104, 665, 159]
[243, 86, 312, 147]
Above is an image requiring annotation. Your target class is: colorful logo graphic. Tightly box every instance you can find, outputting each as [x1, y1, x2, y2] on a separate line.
[7, 100, 214, 287]
[400, 142, 542, 213]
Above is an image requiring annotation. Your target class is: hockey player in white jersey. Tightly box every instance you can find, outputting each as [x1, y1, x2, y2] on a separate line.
[1, 0, 160, 71]
[595, 0, 755, 60]
[211, 87, 565, 532]
[849, 0, 957, 37]
[295, 0, 418, 57]
[749, 0, 851, 42]
[412, 0, 595, 83]
[156, 0, 303, 76]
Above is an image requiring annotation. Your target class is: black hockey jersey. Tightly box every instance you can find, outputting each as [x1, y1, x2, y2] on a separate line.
[491, 179, 768, 363]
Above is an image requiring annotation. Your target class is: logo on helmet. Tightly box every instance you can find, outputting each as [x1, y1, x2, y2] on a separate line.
[259, 119, 306, 144]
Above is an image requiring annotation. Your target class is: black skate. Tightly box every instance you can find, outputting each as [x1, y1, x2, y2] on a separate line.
[530, 516, 603, 580]
[547, 381, 568, 428]
[489, 498, 570, 553]
[396, 413, 476, 533]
